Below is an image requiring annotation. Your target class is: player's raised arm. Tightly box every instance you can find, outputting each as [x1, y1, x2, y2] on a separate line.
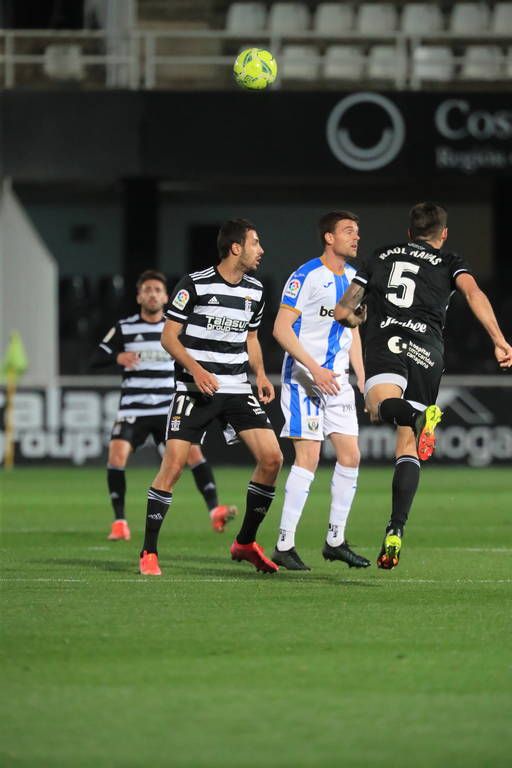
[247, 330, 274, 403]
[161, 319, 219, 394]
[455, 273, 512, 369]
[334, 283, 367, 327]
[273, 305, 340, 394]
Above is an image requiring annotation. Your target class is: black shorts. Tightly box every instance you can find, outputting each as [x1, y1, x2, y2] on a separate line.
[165, 391, 273, 443]
[110, 414, 166, 450]
[364, 332, 443, 408]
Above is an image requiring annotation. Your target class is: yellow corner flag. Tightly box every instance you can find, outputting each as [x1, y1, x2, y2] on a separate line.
[2, 331, 28, 469]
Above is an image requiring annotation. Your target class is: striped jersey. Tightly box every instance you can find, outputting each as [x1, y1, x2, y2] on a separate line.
[280, 256, 356, 385]
[165, 265, 264, 394]
[99, 313, 174, 418]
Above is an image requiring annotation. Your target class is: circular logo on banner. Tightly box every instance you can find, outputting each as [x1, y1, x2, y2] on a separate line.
[326, 93, 406, 171]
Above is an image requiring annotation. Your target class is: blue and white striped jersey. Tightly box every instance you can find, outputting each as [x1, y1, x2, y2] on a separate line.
[280, 257, 357, 385]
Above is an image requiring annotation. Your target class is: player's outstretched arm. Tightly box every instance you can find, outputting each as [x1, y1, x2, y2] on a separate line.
[273, 306, 339, 395]
[335, 284, 367, 328]
[247, 330, 274, 403]
[161, 319, 219, 394]
[455, 273, 512, 369]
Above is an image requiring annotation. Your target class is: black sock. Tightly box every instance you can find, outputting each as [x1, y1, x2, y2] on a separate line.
[379, 398, 422, 429]
[107, 466, 126, 520]
[141, 487, 172, 555]
[389, 455, 421, 531]
[236, 481, 276, 544]
[191, 460, 218, 511]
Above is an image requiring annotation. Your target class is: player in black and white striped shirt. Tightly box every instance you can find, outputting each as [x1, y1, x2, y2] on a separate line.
[139, 220, 283, 576]
[93, 270, 237, 542]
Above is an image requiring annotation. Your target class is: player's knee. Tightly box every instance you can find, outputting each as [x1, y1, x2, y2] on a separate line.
[108, 446, 128, 468]
[338, 449, 360, 468]
[259, 448, 283, 477]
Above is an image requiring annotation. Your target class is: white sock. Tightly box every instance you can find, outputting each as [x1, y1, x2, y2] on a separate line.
[326, 464, 359, 546]
[276, 465, 315, 551]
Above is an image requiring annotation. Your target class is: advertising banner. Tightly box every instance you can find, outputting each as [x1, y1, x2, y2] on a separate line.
[1, 381, 511, 467]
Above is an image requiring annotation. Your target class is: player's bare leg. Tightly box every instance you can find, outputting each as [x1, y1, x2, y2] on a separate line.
[230, 429, 283, 573]
[106, 439, 132, 541]
[139, 439, 191, 576]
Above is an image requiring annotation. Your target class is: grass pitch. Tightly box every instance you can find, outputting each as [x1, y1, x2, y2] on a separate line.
[1, 465, 511, 768]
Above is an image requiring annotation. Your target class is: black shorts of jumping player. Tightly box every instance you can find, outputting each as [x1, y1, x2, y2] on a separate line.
[110, 414, 167, 450]
[364, 331, 444, 409]
[165, 391, 273, 444]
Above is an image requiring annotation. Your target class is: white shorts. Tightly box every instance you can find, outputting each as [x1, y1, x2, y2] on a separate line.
[280, 378, 359, 440]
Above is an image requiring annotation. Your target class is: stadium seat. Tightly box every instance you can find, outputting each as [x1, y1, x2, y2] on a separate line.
[412, 45, 454, 81]
[506, 47, 512, 77]
[313, 3, 354, 35]
[450, 3, 490, 35]
[491, 3, 512, 34]
[401, 3, 444, 35]
[281, 45, 319, 80]
[268, 3, 311, 34]
[367, 45, 407, 82]
[461, 46, 503, 79]
[323, 45, 364, 80]
[226, 3, 267, 33]
[43, 44, 84, 81]
[357, 3, 398, 34]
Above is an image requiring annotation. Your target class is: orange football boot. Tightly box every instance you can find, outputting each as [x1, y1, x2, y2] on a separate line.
[139, 551, 162, 576]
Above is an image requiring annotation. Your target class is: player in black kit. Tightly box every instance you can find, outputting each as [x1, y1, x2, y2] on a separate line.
[335, 202, 512, 569]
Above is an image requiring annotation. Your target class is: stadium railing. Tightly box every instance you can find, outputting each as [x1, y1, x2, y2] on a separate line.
[1, 27, 512, 90]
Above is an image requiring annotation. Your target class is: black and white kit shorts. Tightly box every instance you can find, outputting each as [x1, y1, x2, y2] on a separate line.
[364, 332, 444, 410]
[110, 414, 167, 450]
[165, 391, 274, 443]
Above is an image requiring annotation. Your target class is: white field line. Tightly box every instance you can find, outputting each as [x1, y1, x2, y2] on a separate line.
[0, 577, 511, 585]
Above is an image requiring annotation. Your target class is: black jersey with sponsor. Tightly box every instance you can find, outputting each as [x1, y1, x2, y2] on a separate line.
[165, 265, 264, 394]
[99, 313, 174, 418]
[352, 241, 471, 348]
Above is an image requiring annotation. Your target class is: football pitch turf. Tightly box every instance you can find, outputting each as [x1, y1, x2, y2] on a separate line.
[1, 465, 511, 768]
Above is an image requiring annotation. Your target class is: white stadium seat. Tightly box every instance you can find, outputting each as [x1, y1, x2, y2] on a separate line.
[44, 44, 84, 80]
[268, 3, 311, 34]
[491, 3, 512, 34]
[314, 3, 354, 35]
[412, 45, 454, 81]
[450, 3, 490, 34]
[357, 3, 398, 34]
[226, 3, 267, 33]
[401, 3, 444, 35]
[461, 46, 503, 79]
[323, 45, 365, 80]
[280, 45, 319, 80]
[367, 45, 407, 82]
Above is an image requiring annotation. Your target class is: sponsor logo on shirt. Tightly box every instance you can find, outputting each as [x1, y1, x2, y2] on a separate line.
[319, 306, 335, 317]
[206, 315, 249, 332]
[380, 316, 427, 333]
[172, 289, 190, 311]
[284, 278, 301, 299]
[388, 336, 435, 369]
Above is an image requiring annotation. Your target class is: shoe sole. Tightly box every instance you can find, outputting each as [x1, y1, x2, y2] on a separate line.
[377, 535, 402, 570]
[417, 405, 442, 461]
[231, 553, 278, 573]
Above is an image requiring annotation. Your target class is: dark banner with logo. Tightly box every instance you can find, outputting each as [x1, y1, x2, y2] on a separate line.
[3, 91, 512, 181]
[1, 382, 511, 466]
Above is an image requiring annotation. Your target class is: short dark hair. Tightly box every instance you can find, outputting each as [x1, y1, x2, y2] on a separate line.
[409, 202, 448, 241]
[217, 218, 256, 260]
[318, 210, 359, 247]
[136, 270, 167, 291]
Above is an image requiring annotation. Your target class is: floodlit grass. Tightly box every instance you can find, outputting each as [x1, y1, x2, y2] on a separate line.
[1, 466, 511, 768]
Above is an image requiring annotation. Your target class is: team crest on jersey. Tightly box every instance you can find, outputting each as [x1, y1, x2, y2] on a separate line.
[245, 296, 253, 313]
[284, 278, 301, 299]
[169, 416, 181, 431]
[306, 416, 320, 432]
[172, 289, 190, 311]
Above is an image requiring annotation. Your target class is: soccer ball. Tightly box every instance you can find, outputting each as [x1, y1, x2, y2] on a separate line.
[233, 48, 277, 90]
